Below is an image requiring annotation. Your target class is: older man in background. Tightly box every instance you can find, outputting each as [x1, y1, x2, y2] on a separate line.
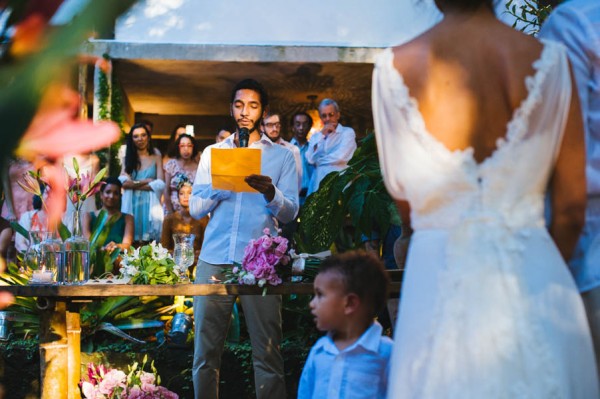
[305, 99, 356, 195]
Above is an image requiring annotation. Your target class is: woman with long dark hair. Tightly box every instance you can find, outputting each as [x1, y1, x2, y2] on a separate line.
[119, 123, 165, 244]
[372, 0, 598, 396]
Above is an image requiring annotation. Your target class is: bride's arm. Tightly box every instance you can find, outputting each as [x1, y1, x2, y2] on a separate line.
[549, 69, 586, 261]
[394, 200, 412, 268]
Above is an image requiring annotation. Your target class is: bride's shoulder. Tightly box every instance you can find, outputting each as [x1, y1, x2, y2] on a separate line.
[389, 38, 431, 84]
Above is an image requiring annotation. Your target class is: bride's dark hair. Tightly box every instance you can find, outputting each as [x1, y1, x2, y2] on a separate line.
[434, 0, 495, 12]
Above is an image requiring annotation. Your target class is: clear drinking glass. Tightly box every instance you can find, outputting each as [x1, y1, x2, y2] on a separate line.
[25, 231, 47, 283]
[173, 233, 195, 283]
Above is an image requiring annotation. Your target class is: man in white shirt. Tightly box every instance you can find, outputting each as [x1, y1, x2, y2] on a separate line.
[261, 112, 303, 192]
[540, 0, 600, 375]
[305, 99, 357, 195]
[189, 79, 298, 399]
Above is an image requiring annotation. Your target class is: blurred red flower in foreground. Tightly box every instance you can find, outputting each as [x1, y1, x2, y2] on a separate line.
[15, 84, 120, 227]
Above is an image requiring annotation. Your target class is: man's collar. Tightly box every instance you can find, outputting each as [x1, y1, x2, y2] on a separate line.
[222, 132, 273, 147]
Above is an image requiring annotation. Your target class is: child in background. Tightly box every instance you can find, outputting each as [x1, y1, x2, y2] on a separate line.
[298, 251, 393, 399]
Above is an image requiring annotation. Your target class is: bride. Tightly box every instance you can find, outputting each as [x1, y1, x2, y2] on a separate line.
[372, 0, 599, 397]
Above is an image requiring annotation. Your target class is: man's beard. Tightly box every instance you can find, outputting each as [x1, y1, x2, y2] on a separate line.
[235, 119, 262, 134]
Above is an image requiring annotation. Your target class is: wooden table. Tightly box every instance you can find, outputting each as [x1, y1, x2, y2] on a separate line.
[0, 281, 401, 398]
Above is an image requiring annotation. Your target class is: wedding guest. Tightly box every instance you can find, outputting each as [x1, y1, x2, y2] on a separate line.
[539, 0, 600, 378]
[305, 99, 356, 196]
[290, 112, 315, 205]
[161, 181, 208, 270]
[82, 177, 134, 254]
[262, 112, 303, 192]
[298, 251, 392, 399]
[215, 127, 232, 143]
[1, 158, 34, 222]
[119, 123, 165, 244]
[0, 216, 13, 261]
[163, 134, 200, 214]
[163, 124, 187, 167]
[15, 194, 47, 252]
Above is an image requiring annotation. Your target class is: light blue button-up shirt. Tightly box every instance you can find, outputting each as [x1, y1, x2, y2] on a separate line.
[290, 137, 315, 200]
[297, 322, 393, 399]
[190, 134, 299, 265]
[540, 0, 600, 292]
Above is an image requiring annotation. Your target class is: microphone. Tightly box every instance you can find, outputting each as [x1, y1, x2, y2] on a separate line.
[239, 128, 250, 148]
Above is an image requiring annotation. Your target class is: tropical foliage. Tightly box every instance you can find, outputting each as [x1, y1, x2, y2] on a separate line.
[295, 133, 401, 253]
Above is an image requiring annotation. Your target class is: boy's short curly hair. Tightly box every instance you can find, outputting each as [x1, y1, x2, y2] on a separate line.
[319, 250, 390, 318]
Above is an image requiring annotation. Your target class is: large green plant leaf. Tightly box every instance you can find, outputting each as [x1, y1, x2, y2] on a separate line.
[295, 132, 402, 252]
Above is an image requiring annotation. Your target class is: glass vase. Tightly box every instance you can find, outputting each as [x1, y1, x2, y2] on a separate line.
[63, 208, 90, 285]
[39, 228, 63, 284]
[173, 233, 195, 283]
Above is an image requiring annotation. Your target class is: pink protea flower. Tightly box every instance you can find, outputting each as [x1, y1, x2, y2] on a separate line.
[15, 84, 119, 226]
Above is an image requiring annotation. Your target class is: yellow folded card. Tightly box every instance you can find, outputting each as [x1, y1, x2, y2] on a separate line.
[211, 148, 262, 192]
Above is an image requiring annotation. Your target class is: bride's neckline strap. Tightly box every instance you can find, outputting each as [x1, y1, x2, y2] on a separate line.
[376, 40, 563, 169]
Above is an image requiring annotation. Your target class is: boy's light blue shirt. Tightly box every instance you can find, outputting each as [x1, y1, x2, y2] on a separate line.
[298, 321, 393, 399]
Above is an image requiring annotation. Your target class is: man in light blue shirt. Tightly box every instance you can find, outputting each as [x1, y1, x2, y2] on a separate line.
[290, 111, 315, 205]
[189, 79, 299, 399]
[540, 0, 600, 376]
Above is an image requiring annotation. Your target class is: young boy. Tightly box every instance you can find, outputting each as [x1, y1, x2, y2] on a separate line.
[298, 251, 393, 399]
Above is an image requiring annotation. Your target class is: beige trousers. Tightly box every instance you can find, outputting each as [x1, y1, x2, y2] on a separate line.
[192, 260, 286, 399]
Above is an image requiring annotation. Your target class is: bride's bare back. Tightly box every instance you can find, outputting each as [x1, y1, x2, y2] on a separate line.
[390, 4, 585, 259]
[392, 9, 543, 164]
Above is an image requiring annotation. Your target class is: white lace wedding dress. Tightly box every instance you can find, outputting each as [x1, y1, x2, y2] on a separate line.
[372, 40, 599, 399]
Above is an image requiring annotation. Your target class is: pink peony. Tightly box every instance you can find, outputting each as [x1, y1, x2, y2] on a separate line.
[98, 369, 126, 395]
[139, 371, 155, 386]
[157, 386, 179, 399]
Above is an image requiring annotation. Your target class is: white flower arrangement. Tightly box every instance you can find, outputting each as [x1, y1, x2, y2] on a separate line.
[119, 241, 179, 285]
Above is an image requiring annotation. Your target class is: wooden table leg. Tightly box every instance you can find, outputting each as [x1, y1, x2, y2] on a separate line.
[67, 308, 81, 399]
[38, 299, 68, 399]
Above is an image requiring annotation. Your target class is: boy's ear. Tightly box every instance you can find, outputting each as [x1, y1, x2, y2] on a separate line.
[344, 293, 361, 315]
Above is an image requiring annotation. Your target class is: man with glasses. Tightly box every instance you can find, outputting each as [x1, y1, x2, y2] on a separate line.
[262, 112, 303, 193]
[305, 98, 357, 195]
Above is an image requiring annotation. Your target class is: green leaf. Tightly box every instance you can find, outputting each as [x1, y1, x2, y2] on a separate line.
[9, 222, 28, 240]
[72, 157, 80, 176]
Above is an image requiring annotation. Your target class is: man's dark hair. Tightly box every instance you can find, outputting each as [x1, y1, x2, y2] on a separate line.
[230, 79, 269, 110]
[291, 111, 313, 127]
[319, 250, 390, 318]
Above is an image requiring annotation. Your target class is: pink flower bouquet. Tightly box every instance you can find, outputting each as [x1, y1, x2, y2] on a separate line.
[224, 228, 291, 293]
[80, 356, 178, 399]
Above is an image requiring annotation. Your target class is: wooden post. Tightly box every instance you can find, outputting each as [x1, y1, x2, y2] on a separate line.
[78, 64, 88, 120]
[39, 300, 68, 399]
[67, 309, 82, 399]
